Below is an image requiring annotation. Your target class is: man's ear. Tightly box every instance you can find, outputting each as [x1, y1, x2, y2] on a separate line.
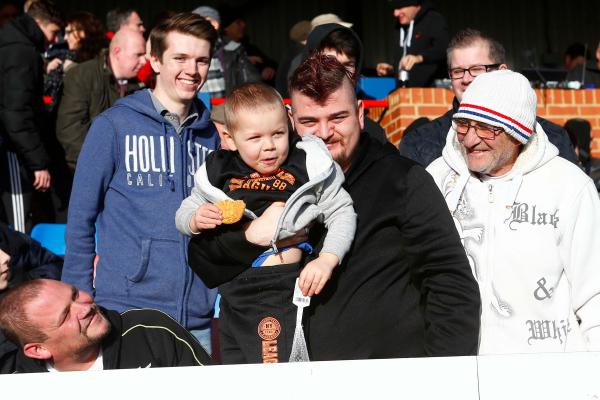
[149, 53, 161, 74]
[287, 105, 295, 131]
[357, 99, 364, 131]
[499, 63, 509, 70]
[222, 130, 237, 151]
[23, 343, 52, 361]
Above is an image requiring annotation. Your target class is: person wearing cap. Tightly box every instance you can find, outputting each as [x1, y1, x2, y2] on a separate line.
[400, 29, 578, 168]
[283, 13, 353, 95]
[376, 0, 448, 87]
[427, 69, 600, 354]
[192, 6, 226, 98]
[309, 13, 352, 30]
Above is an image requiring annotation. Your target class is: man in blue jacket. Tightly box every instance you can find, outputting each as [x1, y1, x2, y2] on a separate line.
[62, 13, 219, 353]
[400, 29, 577, 167]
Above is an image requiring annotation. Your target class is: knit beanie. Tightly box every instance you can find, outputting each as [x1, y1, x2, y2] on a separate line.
[192, 6, 221, 25]
[454, 70, 537, 144]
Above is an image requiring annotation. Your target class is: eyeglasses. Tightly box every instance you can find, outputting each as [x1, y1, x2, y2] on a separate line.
[452, 118, 504, 140]
[448, 64, 501, 80]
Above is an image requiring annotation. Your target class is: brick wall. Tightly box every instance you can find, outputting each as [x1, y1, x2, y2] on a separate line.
[379, 88, 600, 158]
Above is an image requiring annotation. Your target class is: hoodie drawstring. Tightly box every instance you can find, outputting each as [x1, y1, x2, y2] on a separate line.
[162, 122, 175, 192]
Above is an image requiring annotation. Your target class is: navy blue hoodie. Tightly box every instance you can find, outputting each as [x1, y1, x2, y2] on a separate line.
[62, 90, 219, 330]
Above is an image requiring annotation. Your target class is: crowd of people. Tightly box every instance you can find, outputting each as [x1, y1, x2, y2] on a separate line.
[1, 0, 599, 373]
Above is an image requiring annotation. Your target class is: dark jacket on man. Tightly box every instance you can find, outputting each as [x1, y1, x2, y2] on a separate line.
[0, 307, 211, 373]
[392, 1, 449, 87]
[189, 131, 481, 360]
[0, 14, 49, 171]
[0, 222, 63, 292]
[400, 98, 579, 167]
[56, 50, 142, 168]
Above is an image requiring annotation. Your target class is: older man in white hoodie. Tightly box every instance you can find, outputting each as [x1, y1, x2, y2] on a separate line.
[427, 69, 600, 354]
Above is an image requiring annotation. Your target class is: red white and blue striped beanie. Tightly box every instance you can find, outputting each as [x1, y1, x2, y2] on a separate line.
[454, 70, 537, 144]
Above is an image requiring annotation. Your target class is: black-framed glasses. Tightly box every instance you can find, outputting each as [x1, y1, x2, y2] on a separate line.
[452, 118, 504, 140]
[448, 64, 501, 80]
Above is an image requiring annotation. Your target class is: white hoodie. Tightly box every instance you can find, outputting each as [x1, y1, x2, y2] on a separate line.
[427, 123, 600, 354]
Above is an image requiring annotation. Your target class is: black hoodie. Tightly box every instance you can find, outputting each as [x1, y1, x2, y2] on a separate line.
[0, 14, 49, 170]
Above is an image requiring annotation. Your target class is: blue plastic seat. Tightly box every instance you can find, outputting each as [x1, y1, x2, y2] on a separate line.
[31, 223, 67, 256]
[358, 77, 397, 100]
[197, 92, 212, 110]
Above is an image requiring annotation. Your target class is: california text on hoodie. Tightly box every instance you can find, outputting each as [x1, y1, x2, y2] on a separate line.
[62, 89, 219, 330]
[427, 124, 600, 354]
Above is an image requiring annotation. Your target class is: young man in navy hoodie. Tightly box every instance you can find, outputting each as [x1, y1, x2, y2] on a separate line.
[62, 13, 219, 353]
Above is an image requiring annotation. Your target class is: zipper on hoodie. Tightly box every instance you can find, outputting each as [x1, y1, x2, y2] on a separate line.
[481, 181, 496, 351]
[179, 127, 190, 327]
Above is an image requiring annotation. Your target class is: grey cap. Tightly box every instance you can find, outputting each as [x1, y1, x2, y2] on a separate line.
[192, 6, 221, 24]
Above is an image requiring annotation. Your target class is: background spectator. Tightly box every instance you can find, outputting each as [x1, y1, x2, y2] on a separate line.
[564, 42, 587, 72]
[56, 28, 145, 170]
[275, 19, 310, 97]
[44, 11, 107, 112]
[376, 0, 448, 87]
[0, 0, 61, 233]
[220, 5, 276, 88]
[193, 5, 226, 98]
[566, 41, 600, 87]
[106, 7, 145, 38]
[565, 118, 592, 173]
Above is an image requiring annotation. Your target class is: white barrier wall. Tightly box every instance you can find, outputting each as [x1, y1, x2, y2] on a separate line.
[2, 353, 600, 399]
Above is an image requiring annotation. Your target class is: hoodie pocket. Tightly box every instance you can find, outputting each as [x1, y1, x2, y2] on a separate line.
[128, 239, 152, 283]
[126, 238, 182, 306]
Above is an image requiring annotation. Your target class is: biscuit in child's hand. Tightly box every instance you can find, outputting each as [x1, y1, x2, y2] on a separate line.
[215, 200, 245, 224]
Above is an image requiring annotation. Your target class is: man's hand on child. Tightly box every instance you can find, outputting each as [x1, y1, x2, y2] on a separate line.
[299, 253, 339, 297]
[191, 204, 223, 232]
